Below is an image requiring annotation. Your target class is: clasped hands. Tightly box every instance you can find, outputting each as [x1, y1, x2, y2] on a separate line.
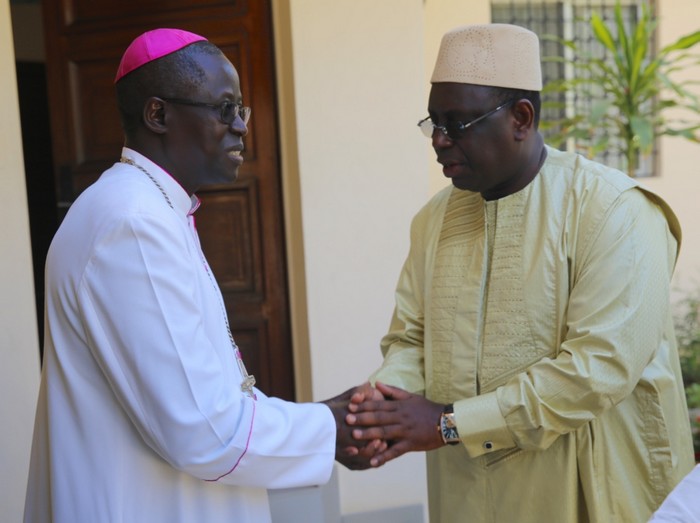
[322, 382, 446, 470]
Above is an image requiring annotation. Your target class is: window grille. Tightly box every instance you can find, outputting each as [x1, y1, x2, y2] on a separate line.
[491, 0, 656, 176]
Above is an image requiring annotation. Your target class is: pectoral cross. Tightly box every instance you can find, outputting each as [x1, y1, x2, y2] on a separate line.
[241, 375, 257, 398]
[235, 348, 256, 399]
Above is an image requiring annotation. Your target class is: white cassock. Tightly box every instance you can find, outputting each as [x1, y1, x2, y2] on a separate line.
[24, 148, 336, 523]
[649, 465, 700, 522]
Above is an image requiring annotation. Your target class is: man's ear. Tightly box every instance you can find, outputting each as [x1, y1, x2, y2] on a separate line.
[143, 97, 167, 134]
[511, 99, 535, 141]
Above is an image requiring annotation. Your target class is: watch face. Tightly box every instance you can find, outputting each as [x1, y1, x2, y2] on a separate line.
[441, 413, 459, 443]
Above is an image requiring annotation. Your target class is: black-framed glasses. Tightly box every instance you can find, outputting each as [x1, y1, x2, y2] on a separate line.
[161, 97, 252, 126]
[417, 100, 514, 141]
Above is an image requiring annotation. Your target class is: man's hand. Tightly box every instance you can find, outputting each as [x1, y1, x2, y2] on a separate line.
[346, 381, 445, 467]
[321, 382, 387, 470]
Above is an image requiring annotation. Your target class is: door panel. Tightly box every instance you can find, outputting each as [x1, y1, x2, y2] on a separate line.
[42, 0, 295, 399]
[61, 0, 247, 28]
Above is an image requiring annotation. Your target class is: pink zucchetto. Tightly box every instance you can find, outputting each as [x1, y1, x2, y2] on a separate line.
[431, 24, 542, 91]
[114, 28, 208, 83]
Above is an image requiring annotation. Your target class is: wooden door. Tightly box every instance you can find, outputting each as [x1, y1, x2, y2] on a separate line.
[42, 0, 295, 400]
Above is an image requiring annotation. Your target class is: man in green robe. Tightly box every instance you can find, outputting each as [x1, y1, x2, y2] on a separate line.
[347, 23, 695, 522]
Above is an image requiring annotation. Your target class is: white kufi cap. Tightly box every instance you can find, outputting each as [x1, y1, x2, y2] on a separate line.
[431, 24, 542, 91]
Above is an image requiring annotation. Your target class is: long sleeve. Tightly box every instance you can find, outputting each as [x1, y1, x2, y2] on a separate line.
[77, 198, 334, 488]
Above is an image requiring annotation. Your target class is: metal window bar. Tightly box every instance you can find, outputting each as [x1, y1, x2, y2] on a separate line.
[491, 0, 656, 176]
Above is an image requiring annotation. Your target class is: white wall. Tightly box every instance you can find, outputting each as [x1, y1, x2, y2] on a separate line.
[648, 0, 700, 297]
[283, 0, 431, 517]
[0, 1, 41, 521]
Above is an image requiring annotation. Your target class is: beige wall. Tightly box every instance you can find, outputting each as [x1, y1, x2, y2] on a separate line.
[648, 0, 700, 298]
[0, 1, 41, 521]
[280, 0, 431, 516]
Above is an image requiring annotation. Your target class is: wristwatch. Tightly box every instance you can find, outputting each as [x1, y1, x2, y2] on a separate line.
[438, 404, 460, 445]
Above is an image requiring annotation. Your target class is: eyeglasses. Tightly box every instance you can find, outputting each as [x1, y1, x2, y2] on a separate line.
[417, 100, 513, 141]
[161, 97, 252, 126]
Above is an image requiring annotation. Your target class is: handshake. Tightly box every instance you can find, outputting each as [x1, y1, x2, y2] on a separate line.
[321, 382, 448, 470]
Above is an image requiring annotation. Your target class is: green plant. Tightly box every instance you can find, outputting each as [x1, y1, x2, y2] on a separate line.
[541, 2, 700, 177]
[675, 291, 700, 402]
[674, 289, 700, 460]
[687, 383, 700, 409]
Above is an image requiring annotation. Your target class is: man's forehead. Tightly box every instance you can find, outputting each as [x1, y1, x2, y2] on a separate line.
[115, 28, 207, 83]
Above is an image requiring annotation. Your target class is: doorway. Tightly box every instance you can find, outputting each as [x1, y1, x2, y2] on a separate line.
[10, 0, 297, 400]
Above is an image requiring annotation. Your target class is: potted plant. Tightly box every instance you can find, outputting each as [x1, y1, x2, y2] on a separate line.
[541, 1, 700, 177]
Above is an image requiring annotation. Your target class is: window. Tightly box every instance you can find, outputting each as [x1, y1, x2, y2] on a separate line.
[492, 0, 655, 176]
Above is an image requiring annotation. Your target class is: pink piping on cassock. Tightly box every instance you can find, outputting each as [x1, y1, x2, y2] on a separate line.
[206, 400, 256, 482]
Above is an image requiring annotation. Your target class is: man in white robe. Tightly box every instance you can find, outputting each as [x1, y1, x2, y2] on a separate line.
[24, 28, 377, 523]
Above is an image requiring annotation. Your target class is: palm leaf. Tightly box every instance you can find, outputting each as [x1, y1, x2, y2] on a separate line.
[541, 0, 700, 175]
